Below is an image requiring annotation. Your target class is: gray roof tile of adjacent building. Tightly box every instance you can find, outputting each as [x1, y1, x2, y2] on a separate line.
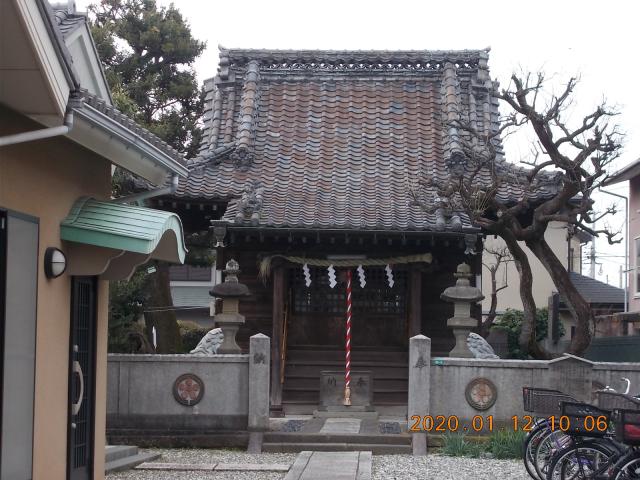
[175, 47, 558, 232]
[567, 272, 625, 305]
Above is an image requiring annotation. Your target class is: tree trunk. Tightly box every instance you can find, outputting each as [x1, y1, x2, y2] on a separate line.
[480, 269, 498, 338]
[143, 261, 183, 353]
[525, 238, 592, 356]
[499, 230, 552, 359]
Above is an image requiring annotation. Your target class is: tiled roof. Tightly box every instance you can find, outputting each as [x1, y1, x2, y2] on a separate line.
[566, 272, 624, 305]
[176, 47, 557, 232]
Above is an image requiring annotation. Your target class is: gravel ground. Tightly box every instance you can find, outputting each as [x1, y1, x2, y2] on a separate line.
[106, 449, 530, 480]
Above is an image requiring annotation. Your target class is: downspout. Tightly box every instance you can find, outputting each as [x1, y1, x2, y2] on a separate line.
[112, 174, 180, 205]
[599, 187, 628, 312]
[0, 107, 74, 147]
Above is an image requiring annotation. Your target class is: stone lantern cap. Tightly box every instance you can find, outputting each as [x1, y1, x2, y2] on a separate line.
[440, 263, 484, 304]
[210, 259, 251, 298]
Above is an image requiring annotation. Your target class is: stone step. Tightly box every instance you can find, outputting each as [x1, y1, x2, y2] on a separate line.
[283, 383, 408, 393]
[265, 433, 410, 445]
[264, 442, 412, 455]
[105, 451, 161, 473]
[282, 390, 407, 405]
[284, 377, 408, 390]
[105, 445, 138, 463]
[282, 403, 407, 417]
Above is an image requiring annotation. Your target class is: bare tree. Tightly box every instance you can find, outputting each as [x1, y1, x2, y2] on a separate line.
[481, 245, 512, 337]
[414, 73, 623, 358]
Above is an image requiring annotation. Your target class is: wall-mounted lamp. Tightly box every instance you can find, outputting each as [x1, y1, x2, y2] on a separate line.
[44, 247, 67, 279]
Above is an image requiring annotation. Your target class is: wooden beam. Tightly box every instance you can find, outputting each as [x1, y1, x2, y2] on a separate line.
[270, 264, 285, 416]
[409, 266, 422, 337]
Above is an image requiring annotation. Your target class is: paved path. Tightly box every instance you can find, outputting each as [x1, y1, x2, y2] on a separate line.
[284, 451, 371, 480]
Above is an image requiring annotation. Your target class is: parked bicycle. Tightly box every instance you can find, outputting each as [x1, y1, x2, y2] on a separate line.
[521, 381, 640, 480]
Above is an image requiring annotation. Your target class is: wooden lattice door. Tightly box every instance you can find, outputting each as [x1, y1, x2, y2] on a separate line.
[68, 277, 96, 480]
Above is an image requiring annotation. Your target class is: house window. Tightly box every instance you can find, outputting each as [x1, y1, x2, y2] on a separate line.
[290, 266, 407, 315]
[169, 265, 212, 282]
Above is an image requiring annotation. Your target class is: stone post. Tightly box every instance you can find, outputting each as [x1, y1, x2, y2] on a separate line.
[210, 259, 250, 354]
[248, 333, 270, 453]
[408, 334, 431, 456]
[441, 263, 484, 358]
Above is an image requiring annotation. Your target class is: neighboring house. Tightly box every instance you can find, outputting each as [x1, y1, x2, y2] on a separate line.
[481, 221, 586, 317]
[561, 272, 625, 337]
[169, 264, 220, 327]
[0, 2, 188, 479]
[604, 157, 640, 322]
[147, 47, 560, 414]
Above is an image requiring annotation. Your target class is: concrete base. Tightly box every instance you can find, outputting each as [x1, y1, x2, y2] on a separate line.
[247, 431, 264, 453]
[411, 433, 427, 456]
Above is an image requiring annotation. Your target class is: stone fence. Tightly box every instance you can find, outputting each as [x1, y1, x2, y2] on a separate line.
[409, 334, 640, 454]
[107, 334, 269, 449]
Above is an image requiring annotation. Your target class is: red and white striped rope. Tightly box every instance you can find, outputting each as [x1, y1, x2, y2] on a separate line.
[344, 269, 352, 405]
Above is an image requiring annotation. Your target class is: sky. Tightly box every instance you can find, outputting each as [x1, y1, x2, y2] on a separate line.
[77, 0, 640, 287]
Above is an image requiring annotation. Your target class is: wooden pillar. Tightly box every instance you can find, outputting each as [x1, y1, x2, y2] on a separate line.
[270, 263, 285, 416]
[409, 266, 422, 337]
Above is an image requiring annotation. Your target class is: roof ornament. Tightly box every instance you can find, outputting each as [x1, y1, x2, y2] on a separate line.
[231, 60, 260, 167]
[234, 181, 264, 226]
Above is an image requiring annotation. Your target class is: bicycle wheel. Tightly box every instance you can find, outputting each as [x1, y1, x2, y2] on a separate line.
[525, 423, 553, 479]
[535, 430, 573, 479]
[613, 451, 640, 480]
[546, 441, 616, 480]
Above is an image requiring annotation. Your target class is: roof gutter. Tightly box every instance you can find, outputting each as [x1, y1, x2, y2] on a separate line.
[74, 104, 189, 178]
[112, 174, 180, 205]
[0, 92, 81, 147]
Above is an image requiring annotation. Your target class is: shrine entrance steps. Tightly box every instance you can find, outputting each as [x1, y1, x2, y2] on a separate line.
[282, 347, 408, 415]
[264, 416, 412, 455]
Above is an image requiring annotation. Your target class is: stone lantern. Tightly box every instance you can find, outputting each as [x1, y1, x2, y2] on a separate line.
[209, 259, 250, 354]
[441, 263, 484, 358]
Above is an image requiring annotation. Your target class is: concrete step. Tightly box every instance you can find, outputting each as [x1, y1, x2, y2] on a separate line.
[105, 451, 161, 473]
[282, 391, 407, 405]
[264, 442, 412, 455]
[284, 377, 408, 390]
[105, 445, 138, 463]
[282, 403, 407, 416]
[265, 433, 410, 445]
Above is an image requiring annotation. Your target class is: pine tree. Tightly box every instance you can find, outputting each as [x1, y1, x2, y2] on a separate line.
[89, 0, 205, 158]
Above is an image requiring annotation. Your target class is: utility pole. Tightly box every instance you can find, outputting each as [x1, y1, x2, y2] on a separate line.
[590, 238, 596, 279]
[620, 265, 624, 288]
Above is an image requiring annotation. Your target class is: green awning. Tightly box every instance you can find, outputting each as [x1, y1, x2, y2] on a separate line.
[61, 197, 187, 265]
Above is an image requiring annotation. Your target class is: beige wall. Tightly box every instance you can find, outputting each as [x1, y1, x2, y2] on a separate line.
[481, 221, 581, 316]
[0, 107, 110, 480]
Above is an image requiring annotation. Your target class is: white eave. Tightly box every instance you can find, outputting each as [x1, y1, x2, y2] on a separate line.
[1, 0, 75, 118]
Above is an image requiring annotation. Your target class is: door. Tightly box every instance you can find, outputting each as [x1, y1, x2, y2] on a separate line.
[68, 277, 96, 480]
[1, 211, 38, 480]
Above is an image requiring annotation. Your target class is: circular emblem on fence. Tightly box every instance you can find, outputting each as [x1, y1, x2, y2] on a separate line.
[173, 373, 204, 406]
[465, 377, 497, 411]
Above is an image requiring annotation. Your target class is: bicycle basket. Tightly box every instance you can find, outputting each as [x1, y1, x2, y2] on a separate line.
[614, 410, 640, 446]
[597, 391, 640, 411]
[560, 401, 610, 437]
[523, 387, 562, 412]
[524, 388, 577, 416]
